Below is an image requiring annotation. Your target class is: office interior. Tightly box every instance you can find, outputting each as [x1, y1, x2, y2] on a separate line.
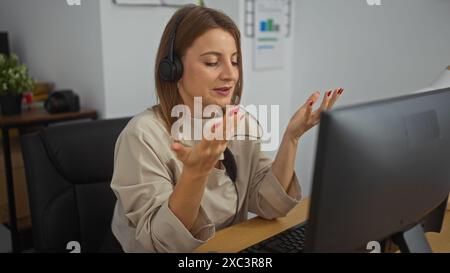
[0, 0, 449, 253]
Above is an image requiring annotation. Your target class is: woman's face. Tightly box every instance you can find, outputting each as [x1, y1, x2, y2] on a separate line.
[178, 28, 240, 112]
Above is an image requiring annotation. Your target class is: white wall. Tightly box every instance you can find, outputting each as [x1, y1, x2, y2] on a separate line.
[293, 0, 450, 196]
[0, 0, 106, 115]
[99, 1, 176, 118]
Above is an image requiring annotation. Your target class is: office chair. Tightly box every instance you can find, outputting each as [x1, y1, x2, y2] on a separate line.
[21, 117, 131, 252]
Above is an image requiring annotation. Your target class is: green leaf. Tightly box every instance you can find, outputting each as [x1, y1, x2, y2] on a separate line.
[0, 54, 35, 95]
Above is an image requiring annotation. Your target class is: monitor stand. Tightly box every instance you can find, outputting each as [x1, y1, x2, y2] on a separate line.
[392, 224, 432, 253]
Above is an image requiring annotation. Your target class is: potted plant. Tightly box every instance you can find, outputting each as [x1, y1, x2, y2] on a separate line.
[0, 54, 35, 116]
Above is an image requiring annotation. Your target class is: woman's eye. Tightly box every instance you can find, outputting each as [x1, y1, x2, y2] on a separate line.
[205, 62, 218, 67]
[204, 61, 238, 67]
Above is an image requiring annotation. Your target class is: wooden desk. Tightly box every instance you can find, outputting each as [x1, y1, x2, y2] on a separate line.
[195, 199, 310, 253]
[195, 198, 450, 253]
[0, 108, 97, 252]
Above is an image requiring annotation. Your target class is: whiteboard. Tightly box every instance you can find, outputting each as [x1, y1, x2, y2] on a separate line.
[113, 0, 161, 5]
[113, 0, 199, 6]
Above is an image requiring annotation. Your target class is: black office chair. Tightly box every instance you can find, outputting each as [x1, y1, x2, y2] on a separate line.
[20, 117, 130, 252]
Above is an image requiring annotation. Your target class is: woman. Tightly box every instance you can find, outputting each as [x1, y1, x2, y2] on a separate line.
[110, 5, 343, 253]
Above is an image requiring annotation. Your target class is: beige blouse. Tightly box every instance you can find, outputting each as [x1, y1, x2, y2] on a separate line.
[110, 107, 302, 253]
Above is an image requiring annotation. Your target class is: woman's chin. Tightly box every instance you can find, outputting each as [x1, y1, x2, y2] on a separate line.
[206, 95, 233, 108]
[216, 98, 233, 108]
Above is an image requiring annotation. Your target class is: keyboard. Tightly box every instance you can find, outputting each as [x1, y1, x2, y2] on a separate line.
[239, 221, 308, 253]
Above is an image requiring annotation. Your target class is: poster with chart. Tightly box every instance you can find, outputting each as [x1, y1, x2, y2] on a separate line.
[254, 0, 286, 70]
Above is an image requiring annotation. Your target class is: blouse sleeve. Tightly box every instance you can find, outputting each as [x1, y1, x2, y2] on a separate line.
[111, 129, 215, 252]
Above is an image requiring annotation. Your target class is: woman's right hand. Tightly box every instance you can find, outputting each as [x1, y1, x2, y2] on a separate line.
[171, 106, 241, 178]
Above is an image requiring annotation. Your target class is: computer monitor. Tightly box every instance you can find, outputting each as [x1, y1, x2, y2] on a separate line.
[305, 87, 450, 253]
[0, 32, 10, 56]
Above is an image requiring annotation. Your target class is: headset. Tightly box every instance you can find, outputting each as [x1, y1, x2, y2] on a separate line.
[158, 15, 185, 82]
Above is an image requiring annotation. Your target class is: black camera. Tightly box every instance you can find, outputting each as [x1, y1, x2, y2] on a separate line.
[44, 90, 80, 114]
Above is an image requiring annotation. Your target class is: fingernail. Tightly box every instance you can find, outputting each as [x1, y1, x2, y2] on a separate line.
[327, 90, 332, 97]
[338, 89, 343, 95]
[309, 100, 314, 106]
[229, 108, 239, 117]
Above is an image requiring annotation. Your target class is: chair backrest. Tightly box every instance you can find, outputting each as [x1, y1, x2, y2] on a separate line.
[21, 117, 130, 252]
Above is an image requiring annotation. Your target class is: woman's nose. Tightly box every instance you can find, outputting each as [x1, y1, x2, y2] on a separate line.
[219, 61, 238, 82]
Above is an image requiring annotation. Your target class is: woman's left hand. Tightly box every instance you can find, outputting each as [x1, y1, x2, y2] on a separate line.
[285, 88, 344, 141]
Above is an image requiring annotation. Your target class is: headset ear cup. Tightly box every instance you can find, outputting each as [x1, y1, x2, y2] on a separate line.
[159, 58, 174, 82]
[158, 56, 182, 82]
[173, 54, 183, 82]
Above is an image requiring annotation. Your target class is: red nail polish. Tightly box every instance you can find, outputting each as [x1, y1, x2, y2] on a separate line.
[338, 89, 343, 95]
[309, 101, 314, 106]
[327, 91, 332, 97]
[229, 108, 239, 117]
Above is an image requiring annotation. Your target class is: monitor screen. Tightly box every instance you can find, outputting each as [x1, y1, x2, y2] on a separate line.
[306, 87, 450, 252]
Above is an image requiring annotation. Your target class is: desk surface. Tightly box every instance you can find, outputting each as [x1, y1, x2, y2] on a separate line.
[0, 108, 97, 127]
[195, 199, 310, 253]
[195, 198, 450, 253]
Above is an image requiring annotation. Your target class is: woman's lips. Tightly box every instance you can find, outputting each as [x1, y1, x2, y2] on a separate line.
[212, 87, 232, 96]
